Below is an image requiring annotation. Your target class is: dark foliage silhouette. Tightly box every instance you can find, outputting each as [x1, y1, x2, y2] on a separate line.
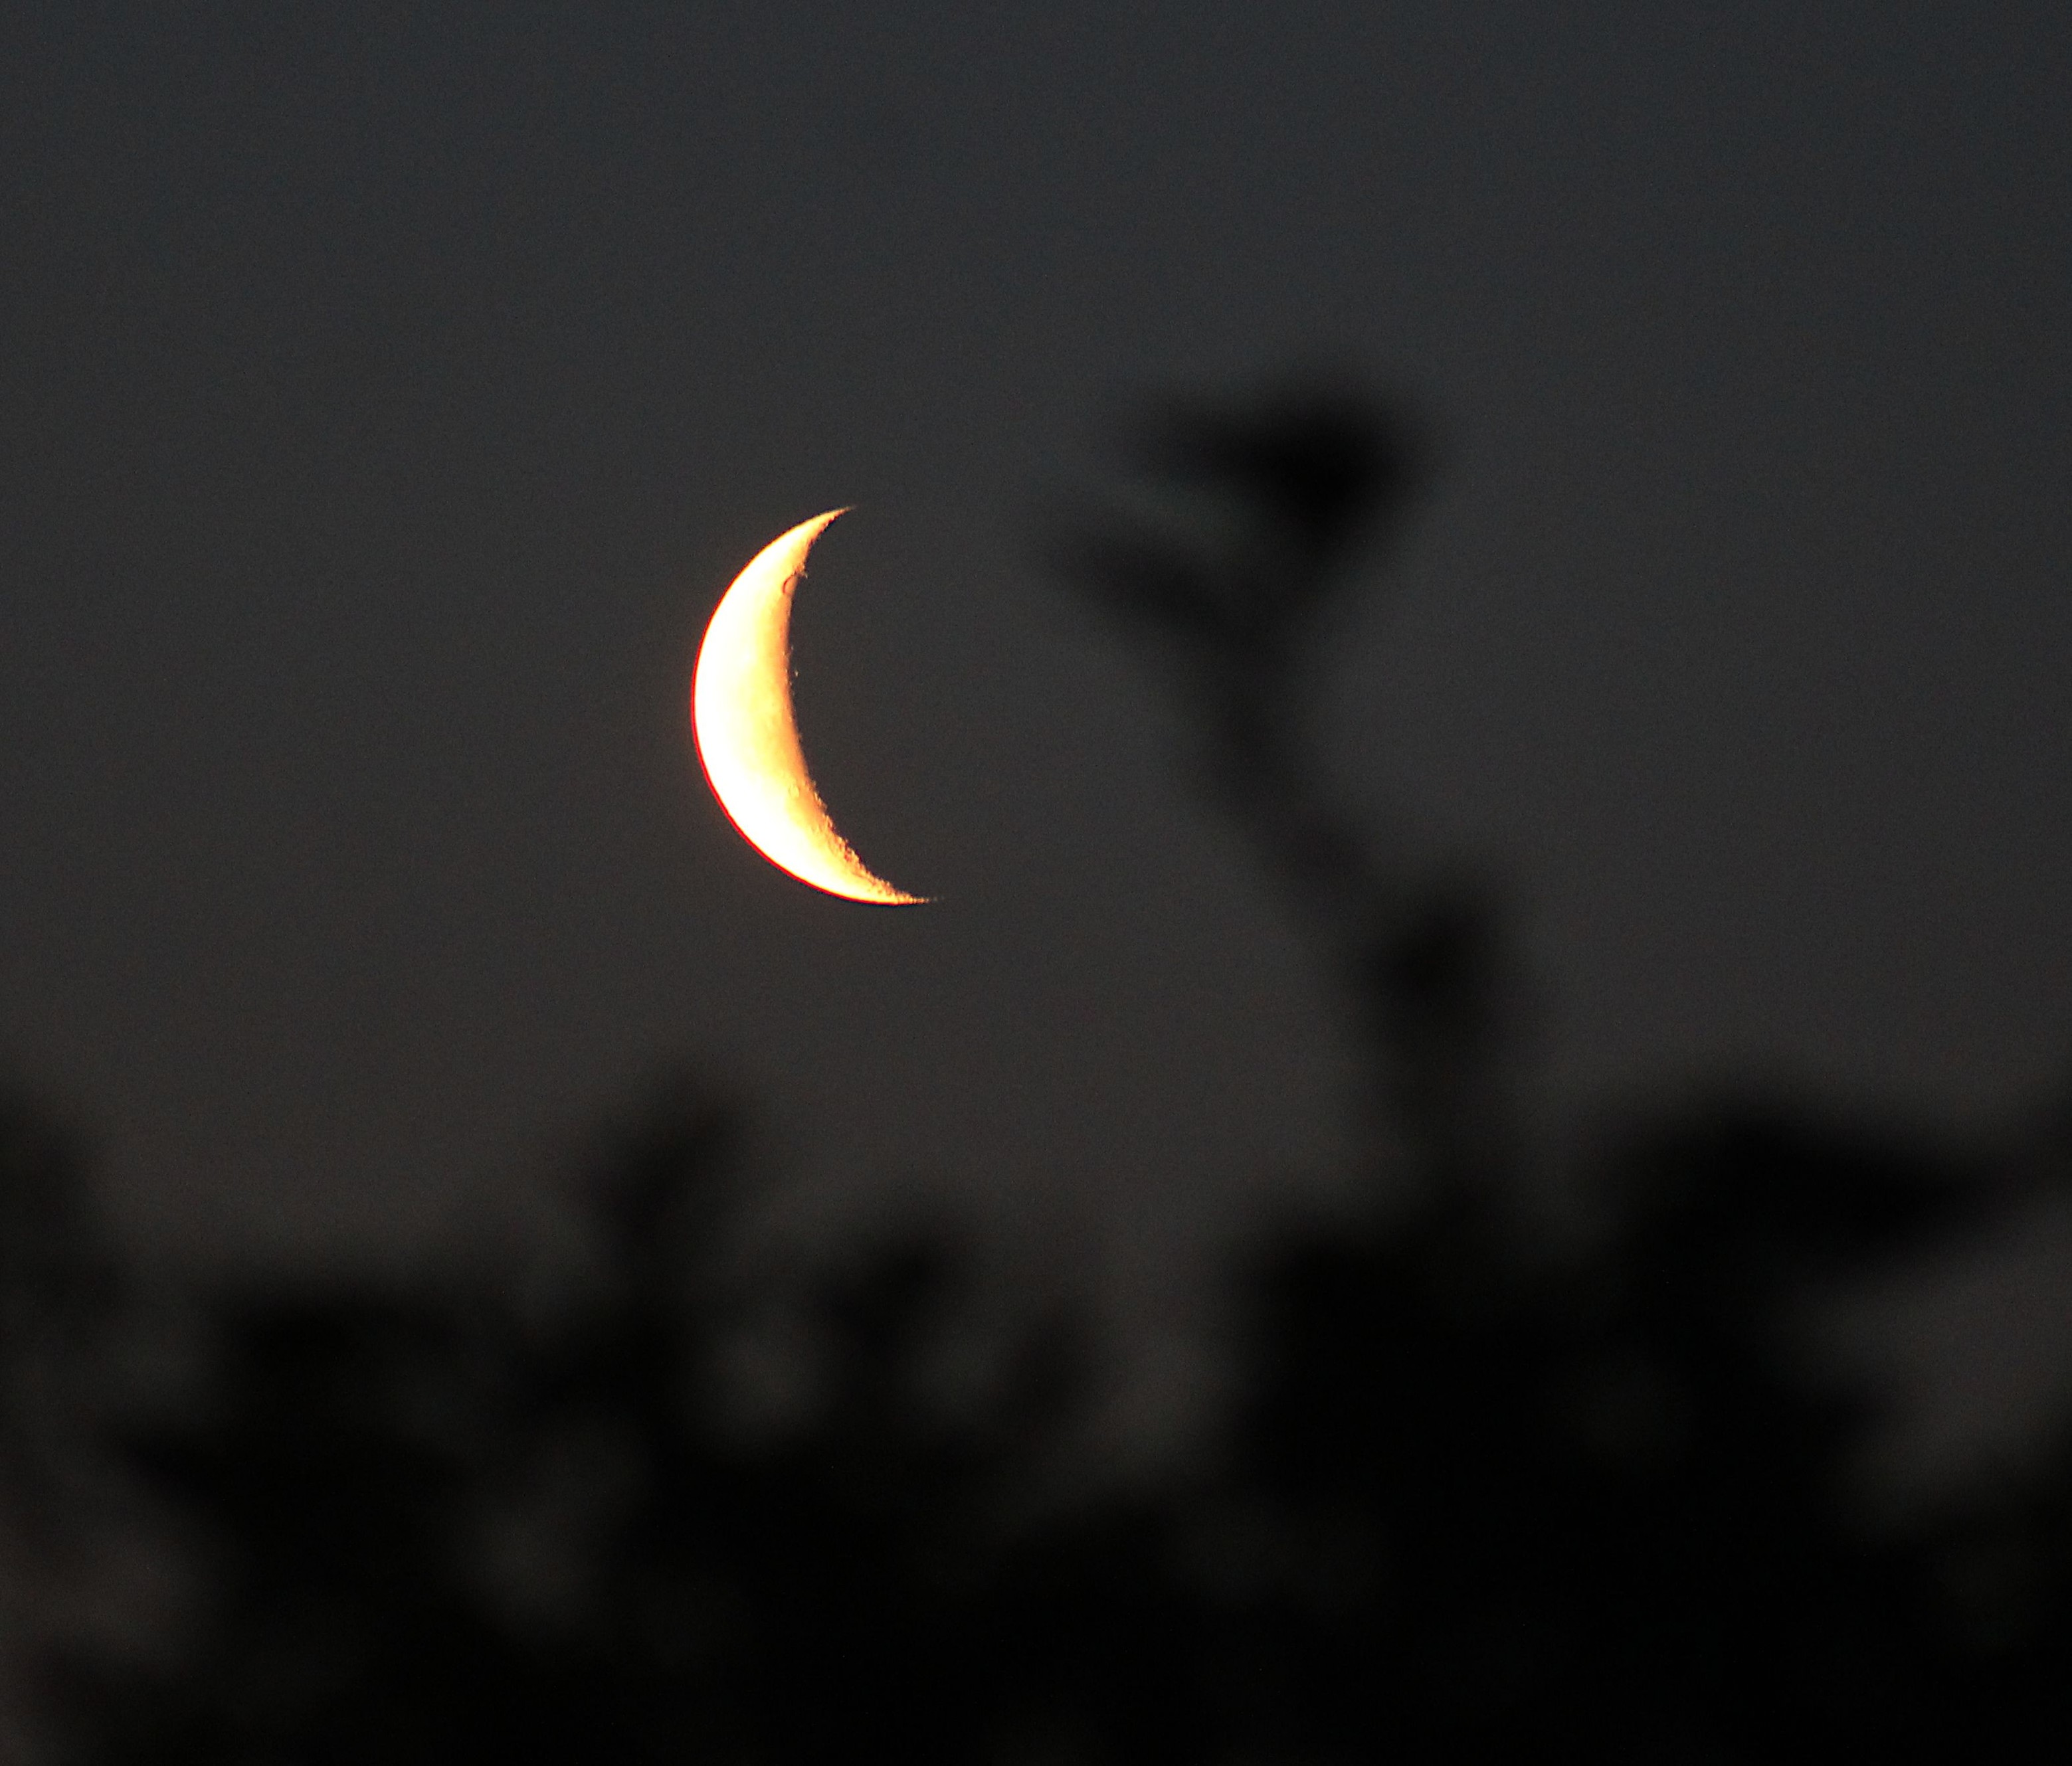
[6, 385, 2069, 1761]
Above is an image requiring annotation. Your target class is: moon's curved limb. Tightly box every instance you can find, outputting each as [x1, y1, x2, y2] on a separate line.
[693, 510, 927, 905]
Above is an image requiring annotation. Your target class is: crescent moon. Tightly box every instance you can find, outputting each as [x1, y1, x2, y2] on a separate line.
[692, 510, 927, 905]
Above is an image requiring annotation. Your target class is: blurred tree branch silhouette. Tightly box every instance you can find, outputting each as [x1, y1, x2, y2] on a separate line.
[5, 383, 2069, 1762]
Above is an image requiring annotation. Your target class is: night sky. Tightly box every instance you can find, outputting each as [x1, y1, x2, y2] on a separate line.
[4, 0, 2067, 1407]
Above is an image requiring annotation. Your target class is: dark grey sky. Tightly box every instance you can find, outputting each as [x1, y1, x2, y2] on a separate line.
[3, 3, 2067, 1307]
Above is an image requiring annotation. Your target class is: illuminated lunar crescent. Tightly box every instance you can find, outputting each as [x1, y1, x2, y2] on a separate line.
[693, 510, 927, 905]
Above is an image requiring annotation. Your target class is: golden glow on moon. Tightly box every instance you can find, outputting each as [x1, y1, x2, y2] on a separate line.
[693, 510, 927, 905]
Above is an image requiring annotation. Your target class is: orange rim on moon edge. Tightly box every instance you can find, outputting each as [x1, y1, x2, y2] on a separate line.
[692, 510, 928, 905]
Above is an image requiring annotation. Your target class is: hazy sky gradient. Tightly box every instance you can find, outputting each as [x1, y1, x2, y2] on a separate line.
[3, 3, 2067, 1306]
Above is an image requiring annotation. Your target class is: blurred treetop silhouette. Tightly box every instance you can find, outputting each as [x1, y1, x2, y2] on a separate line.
[5, 384, 2069, 1763]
